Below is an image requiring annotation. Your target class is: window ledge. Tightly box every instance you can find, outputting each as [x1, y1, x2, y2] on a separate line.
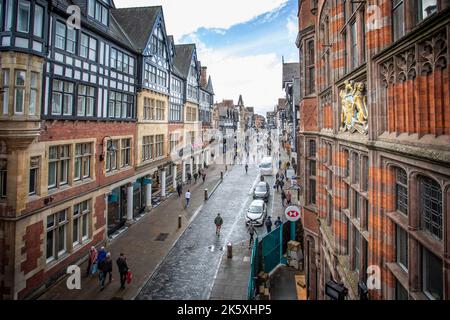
[385, 262, 409, 290]
[409, 229, 444, 256]
[386, 211, 408, 229]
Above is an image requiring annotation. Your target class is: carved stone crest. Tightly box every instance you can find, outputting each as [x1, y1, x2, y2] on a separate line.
[339, 80, 368, 135]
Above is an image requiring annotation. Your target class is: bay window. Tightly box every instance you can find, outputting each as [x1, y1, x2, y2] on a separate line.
[29, 72, 38, 115]
[88, 0, 109, 26]
[14, 70, 26, 114]
[2, 69, 9, 115]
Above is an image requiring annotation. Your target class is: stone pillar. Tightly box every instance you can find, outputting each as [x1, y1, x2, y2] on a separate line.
[182, 160, 186, 183]
[173, 164, 177, 189]
[126, 183, 133, 222]
[161, 169, 166, 198]
[145, 178, 152, 211]
[190, 157, 194, 176]
[200, 153, 204, 169]
[205, 150, 209, 166]
[196, 155, 200, 172]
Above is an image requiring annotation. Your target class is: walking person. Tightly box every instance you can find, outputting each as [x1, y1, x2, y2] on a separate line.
[116, 253, 129, 290]
[177, 182, 183, 197]
[281, 189, 286, 207]
[97, 246, 107, 266]
[247, 223, 258, 248]
[202, 172, 206, 184]
[185, 190, 191, 208]
[87, 246, 97, 276]
[194, 172, 198, 184]
[187, 172, 192, 184]
[245, 163, 248, 174]
[214, 213, 223, 237]
[100, 253, 113, 291]
[275, 216, 282, 228]
[265, 216, 273, 233]
[286, 190, 292, 206]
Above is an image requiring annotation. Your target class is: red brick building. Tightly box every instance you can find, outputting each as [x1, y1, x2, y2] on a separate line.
[296, 0, 450, 300]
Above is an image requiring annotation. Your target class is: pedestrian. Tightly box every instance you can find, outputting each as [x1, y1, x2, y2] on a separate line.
[280, 172, 285, 182]
[187, 172, 192, 184]
[245, 163, 248, 174]
[97, 246, 107, 266]
[281, 189, 286, 207]
[177, 182, 182, 197]
[100, 253, 113, 291]
[214, 213, 223, 237]
[279, 179, 285, 191]
[265, 216, 273, 233]
[202, 172, 206, 183]
[116, 253, 129, 290]
[286, 190, 292, 206]
[87, 246, 97, 276]
[185, 190, 191, 208]
[275, 217, 282, 228]
[276, 172, 280, 180]
[194, 172, 198, 183]
[247, 223, 257, 248]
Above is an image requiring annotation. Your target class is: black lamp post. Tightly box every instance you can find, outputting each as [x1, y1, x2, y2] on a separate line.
[325, 280, 348, 300]
[100, 136, 117, 161]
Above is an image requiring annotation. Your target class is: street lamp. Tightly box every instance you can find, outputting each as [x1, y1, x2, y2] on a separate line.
[325, 280, 348, 300]
[100, 136, 117, 161]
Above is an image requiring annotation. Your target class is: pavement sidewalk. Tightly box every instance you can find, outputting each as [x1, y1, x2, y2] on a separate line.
[38, 163, 228, 300]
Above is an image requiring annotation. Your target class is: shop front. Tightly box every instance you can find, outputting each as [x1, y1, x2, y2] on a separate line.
[133, 178, 146, 218]
[107, 186, 127, 235]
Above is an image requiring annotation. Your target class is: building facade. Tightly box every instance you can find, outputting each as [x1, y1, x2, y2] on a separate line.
[297, 0, 450, 300]
[0, 0, 215, 300]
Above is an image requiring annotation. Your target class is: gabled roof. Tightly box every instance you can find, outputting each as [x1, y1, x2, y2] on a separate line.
[282, 63, 300, 88]
[205, 76, 214, 94]
[111, 6, 161, 52]
[174, 44, 196, 79]
[50, 0, 135, 50]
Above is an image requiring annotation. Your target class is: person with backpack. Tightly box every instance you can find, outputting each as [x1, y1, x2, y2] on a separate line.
[214, 213, 223, 237]
[116, 253, 129, 290]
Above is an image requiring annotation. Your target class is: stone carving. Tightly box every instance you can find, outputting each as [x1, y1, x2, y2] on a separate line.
[397, 49, 416, 81]
[380, 59, 395, 87]
[339, 80, 368, 135]
[419, 32, 447, 75]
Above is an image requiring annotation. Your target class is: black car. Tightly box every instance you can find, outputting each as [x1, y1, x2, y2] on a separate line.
[253, 182, 270, 202]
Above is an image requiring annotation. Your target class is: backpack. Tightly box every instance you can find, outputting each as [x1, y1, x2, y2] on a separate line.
[215, 216, 223, 226]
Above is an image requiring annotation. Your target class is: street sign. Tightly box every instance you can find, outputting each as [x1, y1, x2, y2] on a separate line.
[284, 205, 301, 222]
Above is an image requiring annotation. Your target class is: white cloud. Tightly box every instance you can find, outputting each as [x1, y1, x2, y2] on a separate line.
[114, 0, 288, 40]
[185, 34, 283, 115]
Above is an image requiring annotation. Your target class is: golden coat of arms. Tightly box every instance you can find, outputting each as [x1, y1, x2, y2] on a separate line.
[340, 80, 368, 135]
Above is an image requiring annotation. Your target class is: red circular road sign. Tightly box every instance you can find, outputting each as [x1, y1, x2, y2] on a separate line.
[285, 205, 301, 222]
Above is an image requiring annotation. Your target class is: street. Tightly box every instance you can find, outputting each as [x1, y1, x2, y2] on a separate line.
[136, 161, 283, 300]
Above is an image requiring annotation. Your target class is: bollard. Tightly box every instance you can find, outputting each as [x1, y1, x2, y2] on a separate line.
[178, 215, 182, 229]
[227, 242, 233, 259]
[221, 171, 223, 180]
[204, 189, 208, 201]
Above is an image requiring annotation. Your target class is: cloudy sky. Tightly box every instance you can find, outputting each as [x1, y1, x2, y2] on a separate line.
[114, 0, 298, 116]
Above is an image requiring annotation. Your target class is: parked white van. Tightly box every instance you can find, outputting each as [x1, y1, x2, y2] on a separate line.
[259, 157, 273, 176]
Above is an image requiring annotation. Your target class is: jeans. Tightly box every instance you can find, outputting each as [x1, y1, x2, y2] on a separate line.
[186, 198, 190, 207]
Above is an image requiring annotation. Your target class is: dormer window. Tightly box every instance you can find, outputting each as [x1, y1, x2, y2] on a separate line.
[88, 0, 109, 26]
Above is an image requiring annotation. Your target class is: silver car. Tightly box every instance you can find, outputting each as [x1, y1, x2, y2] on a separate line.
[245, 200, 267, 226]
[253, 181, 270, 202]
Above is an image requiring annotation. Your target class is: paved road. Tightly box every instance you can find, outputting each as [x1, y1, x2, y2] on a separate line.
[136, 163, 278, 300]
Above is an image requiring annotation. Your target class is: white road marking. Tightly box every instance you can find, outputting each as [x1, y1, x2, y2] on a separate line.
[248, 170, 261, 195]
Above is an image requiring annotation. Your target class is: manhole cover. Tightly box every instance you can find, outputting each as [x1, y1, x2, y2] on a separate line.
[155, 233, 169, 241]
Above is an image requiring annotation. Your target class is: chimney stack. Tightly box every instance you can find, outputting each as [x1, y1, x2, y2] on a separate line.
[201, 67, 207, 87]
